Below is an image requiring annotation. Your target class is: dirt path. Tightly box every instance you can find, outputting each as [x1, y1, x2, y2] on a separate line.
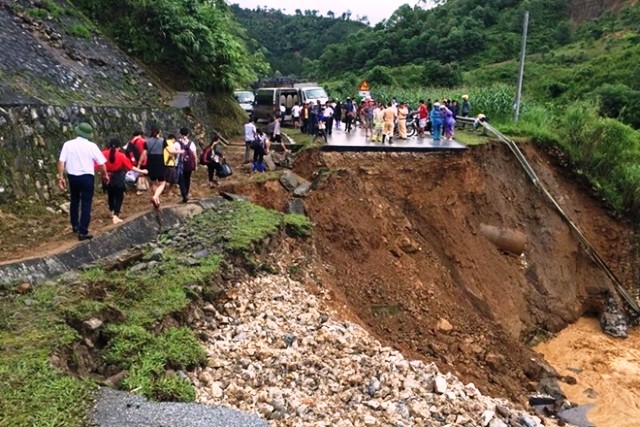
[0, 146, 250, 264]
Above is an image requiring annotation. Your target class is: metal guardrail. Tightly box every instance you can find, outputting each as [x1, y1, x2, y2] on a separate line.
[479, 120, 640, 314]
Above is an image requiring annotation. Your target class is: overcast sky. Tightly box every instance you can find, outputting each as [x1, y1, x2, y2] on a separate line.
[231, 0, 430, 25]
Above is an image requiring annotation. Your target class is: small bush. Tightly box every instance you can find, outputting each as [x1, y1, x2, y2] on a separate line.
[66, 23, 92, 39]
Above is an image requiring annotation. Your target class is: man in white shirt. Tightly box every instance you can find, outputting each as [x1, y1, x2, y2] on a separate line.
[243, 118, 257, 164]
[291, 103, 302, 129]
[57, 122, 108, 241]
[324, 103, 334, 136]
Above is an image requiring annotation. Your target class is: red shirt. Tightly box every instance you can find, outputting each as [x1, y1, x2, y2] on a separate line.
[418, 104, 428, 119]
[102, 149, 134, 173]
[131, 136, 146, 166]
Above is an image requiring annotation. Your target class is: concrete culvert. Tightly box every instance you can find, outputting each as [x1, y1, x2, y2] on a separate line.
[479, 224, 527, 255]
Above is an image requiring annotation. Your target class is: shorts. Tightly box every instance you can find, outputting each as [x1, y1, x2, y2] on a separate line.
[366, 118, 375, 129]
[164, 166, 177, 184]
[146, 155, 166, 182]
[419, 118, 427, 128]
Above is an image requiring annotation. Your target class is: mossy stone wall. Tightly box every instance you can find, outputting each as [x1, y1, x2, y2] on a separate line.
[0, 94, 209, 203]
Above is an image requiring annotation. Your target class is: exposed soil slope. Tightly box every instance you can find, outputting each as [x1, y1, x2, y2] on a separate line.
[287, 144, 637, 403]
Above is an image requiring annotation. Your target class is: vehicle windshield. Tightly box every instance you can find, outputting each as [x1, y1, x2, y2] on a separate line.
[303, 88, 327, 99]
[234, 91, 255, 103]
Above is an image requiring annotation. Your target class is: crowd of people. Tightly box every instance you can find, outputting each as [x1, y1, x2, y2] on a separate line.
[282, 95, 474, 144]
[56, 95, 481, 241]
[57, 123, 229, 241]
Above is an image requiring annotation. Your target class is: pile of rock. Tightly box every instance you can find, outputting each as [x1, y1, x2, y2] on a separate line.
[190, 275, 559, 427]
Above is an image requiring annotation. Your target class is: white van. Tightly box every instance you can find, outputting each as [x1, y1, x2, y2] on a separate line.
[253, 86, 329, 122]
[233, 90, 255, 119]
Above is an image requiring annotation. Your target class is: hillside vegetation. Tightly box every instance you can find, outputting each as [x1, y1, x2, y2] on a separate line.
[230, 5, 367, 77]
[232, 0, 640, 221]
[71, 0, 270, 93]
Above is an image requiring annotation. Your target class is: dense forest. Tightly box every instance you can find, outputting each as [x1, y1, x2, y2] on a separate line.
[230, 4, 368, 77]
[72, 0, 270, 93]
[232, 1, 640, 123]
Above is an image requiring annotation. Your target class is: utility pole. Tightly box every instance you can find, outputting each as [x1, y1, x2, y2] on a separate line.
[513, 11, 529, 123]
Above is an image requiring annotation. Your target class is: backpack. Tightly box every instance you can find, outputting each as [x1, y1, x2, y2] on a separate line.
[200, 146, 212, 165]
[181, 141, 196, 172]
[218, 160, 233, 178]
[125, 143, 140, 165]
[250, 138, 264, 150]
[163, 140, 176, 167]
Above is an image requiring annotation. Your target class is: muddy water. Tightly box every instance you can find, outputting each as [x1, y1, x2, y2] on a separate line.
[535, 317, 640, 427]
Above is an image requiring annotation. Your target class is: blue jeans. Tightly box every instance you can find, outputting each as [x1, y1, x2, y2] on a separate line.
[68, 174, 95, 235]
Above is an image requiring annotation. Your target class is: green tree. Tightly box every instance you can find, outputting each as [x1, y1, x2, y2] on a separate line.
[367, 66, 395, 86]
[422, 61, 462, 88]
[72, 0, 267, 92]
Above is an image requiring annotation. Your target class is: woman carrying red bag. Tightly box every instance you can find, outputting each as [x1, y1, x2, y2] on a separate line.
[101, 138, 148, 224]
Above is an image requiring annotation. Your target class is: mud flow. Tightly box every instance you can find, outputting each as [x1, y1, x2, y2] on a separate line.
[229, 142, 639, 406]
[536, 317, 640, 427]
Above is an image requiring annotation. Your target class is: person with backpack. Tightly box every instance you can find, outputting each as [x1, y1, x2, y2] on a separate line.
[344, 98, 355, 133]
[101, 138, 148, 224]
[177, 127, 197, 203]
[200, 134, 227, 187]
[128, 130, 148, 194]
[163, 133, 183, 195]
[251, 129, 268, 173]
[312, 108, 328, 144]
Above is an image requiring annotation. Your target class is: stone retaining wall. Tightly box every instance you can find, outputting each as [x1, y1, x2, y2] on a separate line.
[0, 94, 209, 203]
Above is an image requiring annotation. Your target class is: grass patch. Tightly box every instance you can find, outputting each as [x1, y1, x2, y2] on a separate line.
[454, 128, 491, 146]
[66, 23, 92, 39]
[181, 201, 292, 252]
[283, 128, 315, 147]
[248, 170, 283, 184]
[105, 325, 205, 401]
[24, 0, 66, 20]
[283, 213, 314, 237]
[0, 252, 220, 424]
[0, 283, 95, 427]
[219, 202, 281, 251]
[0, 201, 310, 424]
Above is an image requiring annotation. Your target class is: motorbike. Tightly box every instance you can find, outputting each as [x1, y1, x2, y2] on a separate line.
[394, 112, 417, 138]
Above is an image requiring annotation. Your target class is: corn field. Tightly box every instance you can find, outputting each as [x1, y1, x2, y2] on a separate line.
[327, 83, 517, 121]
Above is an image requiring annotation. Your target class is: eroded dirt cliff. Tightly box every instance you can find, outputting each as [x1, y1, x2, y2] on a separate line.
[241, 143, 639, 403]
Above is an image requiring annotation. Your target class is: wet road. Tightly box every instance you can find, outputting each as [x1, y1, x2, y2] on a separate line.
[293, 122, 466, 152]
